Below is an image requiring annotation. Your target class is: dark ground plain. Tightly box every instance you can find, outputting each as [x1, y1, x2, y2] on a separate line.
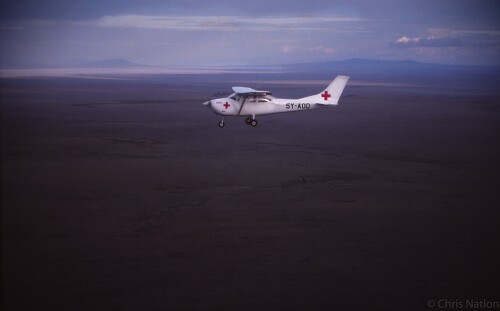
[1, 71, 500, 310]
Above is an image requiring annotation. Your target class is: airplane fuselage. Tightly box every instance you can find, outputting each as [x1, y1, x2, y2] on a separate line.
[209, 97, 330, 117]
[203, 75, 349, 127]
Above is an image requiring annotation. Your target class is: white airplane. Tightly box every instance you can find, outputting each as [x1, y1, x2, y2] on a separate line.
[203, 75, 349, 127]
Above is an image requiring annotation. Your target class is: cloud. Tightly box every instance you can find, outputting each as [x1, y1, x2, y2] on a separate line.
[308, 45, 336, 54]
[393, 36, 464, 48]
[85, 14, 366, 32]
[427, 28, 452, 37]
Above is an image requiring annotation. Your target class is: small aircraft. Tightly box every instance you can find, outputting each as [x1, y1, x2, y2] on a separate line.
[202, 75, 349, 127]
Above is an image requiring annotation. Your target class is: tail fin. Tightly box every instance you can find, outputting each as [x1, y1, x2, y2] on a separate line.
[300, 75, 350, 105]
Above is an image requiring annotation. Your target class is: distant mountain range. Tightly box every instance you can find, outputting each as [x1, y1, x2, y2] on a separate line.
[76, 59, 145, 68]
[282, 58, 498, 73]
[1, 58, 497, 74]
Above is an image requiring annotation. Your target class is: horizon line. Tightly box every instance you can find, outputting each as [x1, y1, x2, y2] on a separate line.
[1, 57, 499, 72]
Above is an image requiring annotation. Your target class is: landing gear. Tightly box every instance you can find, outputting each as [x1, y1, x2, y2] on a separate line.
[218, 116, 258, 127]
[245, 116, 258, 127]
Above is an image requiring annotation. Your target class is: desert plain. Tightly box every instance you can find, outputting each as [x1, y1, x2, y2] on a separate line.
[1, 70, 499, 310]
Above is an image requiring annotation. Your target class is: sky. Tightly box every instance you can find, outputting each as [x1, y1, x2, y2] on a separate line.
[1, 0, 499, 67]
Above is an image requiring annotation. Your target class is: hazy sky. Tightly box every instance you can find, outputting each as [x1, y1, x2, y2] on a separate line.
[1, 0, 499, 67]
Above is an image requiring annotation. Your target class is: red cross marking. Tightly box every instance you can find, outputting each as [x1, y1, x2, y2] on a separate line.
[321, 91, 331, 101]
[223, 102, 230, 109]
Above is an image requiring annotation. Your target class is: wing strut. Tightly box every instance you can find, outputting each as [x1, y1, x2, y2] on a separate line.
[237, 95, 247, 115]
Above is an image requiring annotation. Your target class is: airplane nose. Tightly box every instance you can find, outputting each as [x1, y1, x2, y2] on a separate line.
[202, 100, 220, 115]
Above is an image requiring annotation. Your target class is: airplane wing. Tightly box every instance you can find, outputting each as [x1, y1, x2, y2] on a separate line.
[232, 87, 272, 116]
[232, 86, 272, 96]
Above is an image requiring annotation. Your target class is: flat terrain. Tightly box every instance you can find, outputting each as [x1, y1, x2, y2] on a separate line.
[2, 73, 499, 310]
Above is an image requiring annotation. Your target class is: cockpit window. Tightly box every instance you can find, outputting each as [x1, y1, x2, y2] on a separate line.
[232, 95, 273, 102]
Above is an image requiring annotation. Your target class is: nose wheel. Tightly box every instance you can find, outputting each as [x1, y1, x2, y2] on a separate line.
[218, 117, 225, 127]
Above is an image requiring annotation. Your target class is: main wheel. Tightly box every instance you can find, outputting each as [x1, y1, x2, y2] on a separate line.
[245, 117, 252, 125]
[218, 121, 225, 127]
[250, 119, 258, 127]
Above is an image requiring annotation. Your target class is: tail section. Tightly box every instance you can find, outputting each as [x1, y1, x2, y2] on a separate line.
[300, 75, 350, 105]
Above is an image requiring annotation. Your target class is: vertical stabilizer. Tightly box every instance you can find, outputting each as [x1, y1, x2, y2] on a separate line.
[299, 75, 350, 105]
